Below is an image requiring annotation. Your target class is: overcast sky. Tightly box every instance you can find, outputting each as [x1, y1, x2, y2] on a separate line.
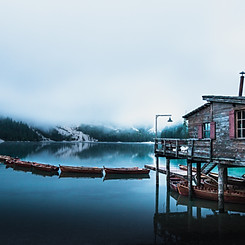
[0, 0, 245, 127]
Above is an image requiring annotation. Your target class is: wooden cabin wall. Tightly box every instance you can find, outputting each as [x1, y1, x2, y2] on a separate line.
[212, 103, 245, 162]
[187, 102, 245, 163]
[187, 105, 211, 138]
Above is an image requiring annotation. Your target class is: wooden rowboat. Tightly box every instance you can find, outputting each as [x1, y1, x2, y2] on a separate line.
[32, 162, 59, 172]
[179, 164, 245, 186]
[177, 183, 245, 204]
[208, 172, 245, 186]
[59, 165, 103, 174]
[169, 175, 187, 192]
[14, 160, 33, 168]
[103, 167, 150, 175]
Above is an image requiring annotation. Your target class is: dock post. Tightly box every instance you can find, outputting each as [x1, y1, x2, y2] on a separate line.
[187, 160, 193, 198]
[155, 170, 159, 214]
[166, 158, 170, 190]
[196, 162, 201, 186]
[224, 167, 228, 190]
[156, 156, 159, 170]
[218, 163, 225, 213]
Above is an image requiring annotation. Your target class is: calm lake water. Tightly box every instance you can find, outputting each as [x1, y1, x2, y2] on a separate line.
[0, 142, 245, 245]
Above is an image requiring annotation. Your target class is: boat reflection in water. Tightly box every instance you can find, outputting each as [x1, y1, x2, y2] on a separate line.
[5, 162, 59, 177]
[154, 170, 245, 245]
[59, 172, 103, 179]
[32, 168, 59, 177]
[103, 173, 150, 181]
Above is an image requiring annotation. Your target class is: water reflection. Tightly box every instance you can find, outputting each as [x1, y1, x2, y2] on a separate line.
[154, 171, 245, 245]
[59, 172, 103, 179]
[0, 142, 154, 167]
[103, 173, 150, 181]
[1, 143, 245, 244]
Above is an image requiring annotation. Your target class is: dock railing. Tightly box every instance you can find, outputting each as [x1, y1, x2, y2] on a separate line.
[154, 138, 212, 161]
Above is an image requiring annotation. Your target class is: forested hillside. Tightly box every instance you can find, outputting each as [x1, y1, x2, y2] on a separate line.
[0, 118, 41, 141]
[160, 121, 188, 138]
[78, 125, 154, 142]
[0, 117, 188, 142]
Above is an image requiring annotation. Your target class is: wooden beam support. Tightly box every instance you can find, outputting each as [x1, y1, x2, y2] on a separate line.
[166, 158, 170, 191]
[156, 156, 159, 170]
[218, 164, 225, 213]
[196, 162, 201, 186]
[187, 160, 193, 198]
[224, 167, 228, 190]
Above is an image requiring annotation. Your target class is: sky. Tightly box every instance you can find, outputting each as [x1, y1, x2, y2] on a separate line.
[0, 0, 245, 127]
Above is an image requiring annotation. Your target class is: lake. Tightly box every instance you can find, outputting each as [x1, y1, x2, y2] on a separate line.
[0, 142, 245, 245]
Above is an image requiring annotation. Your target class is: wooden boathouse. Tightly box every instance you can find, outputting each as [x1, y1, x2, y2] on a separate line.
[154, 73, 245, 212]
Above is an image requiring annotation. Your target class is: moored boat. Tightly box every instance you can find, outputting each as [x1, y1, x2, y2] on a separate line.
[14, 160, 33, 168]
[59, 165, 103, 174]
[0, 155, 12, 162]
[103, 166, 150, 175]
[208, 172, 245, 186]
[169, 175, 187, 192]
[179, 164, 245, 186]
[177, 183, 245, 204]
[32, 162, 59, 172]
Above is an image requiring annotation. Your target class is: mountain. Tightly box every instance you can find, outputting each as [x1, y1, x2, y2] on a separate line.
[0, 117, 154, 142]
[0, 117, 95, 142]
[77, 124, 154, 142]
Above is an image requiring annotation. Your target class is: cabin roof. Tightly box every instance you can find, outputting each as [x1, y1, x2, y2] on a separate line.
[183, 95, 245, 119]
[183, 103, 210, 119]
[202, 95, 245, 104]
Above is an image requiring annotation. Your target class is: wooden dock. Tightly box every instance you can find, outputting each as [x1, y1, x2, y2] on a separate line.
[144, 164, 187, 178]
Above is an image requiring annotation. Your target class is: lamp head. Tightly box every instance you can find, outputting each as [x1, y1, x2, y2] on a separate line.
[167, 117, 173, 123]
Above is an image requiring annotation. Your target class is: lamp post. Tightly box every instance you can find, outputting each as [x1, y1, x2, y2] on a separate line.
[155, 114, 173, 139]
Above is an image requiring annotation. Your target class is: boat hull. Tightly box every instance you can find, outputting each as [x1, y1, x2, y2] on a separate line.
[59, 165, 103, 174]
[32, 163, 59, 172]
[177, 183, 245, 204]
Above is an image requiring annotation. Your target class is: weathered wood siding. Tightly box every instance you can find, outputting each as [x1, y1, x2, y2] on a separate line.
[187, 104, 211, 138]
[187, 102, 245, 164]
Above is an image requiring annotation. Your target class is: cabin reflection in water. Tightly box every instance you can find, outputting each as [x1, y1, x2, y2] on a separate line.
[154, 172, 245, 245]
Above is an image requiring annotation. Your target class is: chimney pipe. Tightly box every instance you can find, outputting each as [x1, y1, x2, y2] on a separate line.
[239, 71, 245, 96]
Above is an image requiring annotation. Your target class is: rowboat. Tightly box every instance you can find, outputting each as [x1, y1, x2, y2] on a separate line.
[103, 167, 150, 175]
[169, 175, 187, 192]
[32, 162, 59, 172]
[178, 164, 197, 172]
[14, 160, 33, 168]
[177, 183, 245, 204]
[208, 172, 245, 186]
[179, 164, 245, 186]
[0, 155, 12, 162]
[59, 165, 103, 174]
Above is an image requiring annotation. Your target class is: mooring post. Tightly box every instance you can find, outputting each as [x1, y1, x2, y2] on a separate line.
[224, 167, 228, 190]
[187, 160, 193, 198]
[155, 170, 159, 215]
[196, 162, 201, 186]
[166, 158, 170, 190]
[197, 206, 201, 219]
[156, 156, 159, 170]
[218, 163, 225, 213]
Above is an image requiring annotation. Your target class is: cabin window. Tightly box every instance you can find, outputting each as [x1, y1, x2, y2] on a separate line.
[203, 122, 210, 138]
[236, 110, 245, 138]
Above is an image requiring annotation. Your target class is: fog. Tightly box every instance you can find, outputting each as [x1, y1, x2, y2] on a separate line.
[0, 0, 245, 127]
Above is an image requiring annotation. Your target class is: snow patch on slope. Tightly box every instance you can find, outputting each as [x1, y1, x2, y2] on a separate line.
[55, 126, 97, 142]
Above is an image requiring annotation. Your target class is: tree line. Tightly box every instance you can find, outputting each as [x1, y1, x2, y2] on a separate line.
[0, 117, 188, 142]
